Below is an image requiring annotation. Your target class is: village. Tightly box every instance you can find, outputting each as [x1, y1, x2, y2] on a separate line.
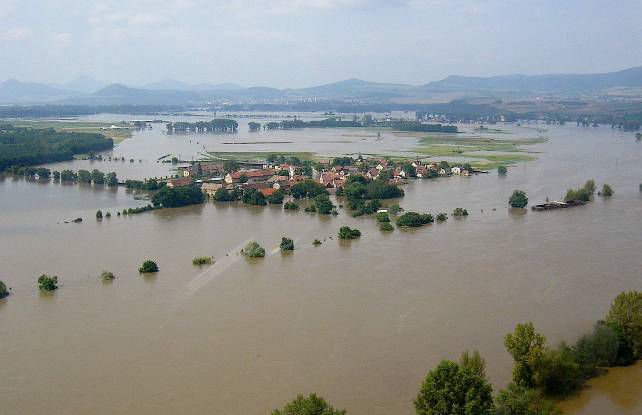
[169, 155, 475, 200]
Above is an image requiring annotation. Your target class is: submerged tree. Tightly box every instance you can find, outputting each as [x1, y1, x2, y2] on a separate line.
[0, 279, 8, 298]
[415, 359, 495, 415]
[138, 260, 159, 273]
[280, 237, 295, 252]
[509, 190, 528, 208]
[504, 322, 546, 388]
[37, 274, 58, 291]
[272, 393, 346, 415]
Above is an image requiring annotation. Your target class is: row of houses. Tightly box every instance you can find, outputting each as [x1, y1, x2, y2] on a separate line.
[168, 157, 474, 199]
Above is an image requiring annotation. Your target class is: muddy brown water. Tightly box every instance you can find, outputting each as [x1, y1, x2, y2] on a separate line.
[0, 121, 641, 414]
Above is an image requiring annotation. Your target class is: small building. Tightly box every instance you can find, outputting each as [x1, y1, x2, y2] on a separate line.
[225, 169, 276, 185]
[451, 166, 461, 175]
[259, 188, 278, 197]
[201, 182, 222, 197]
[167, 177, 193, 188]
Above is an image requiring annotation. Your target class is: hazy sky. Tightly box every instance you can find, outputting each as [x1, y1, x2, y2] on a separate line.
[1, 0, 641, 88]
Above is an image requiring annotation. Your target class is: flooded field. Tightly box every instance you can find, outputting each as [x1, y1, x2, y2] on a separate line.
[1, 119, 641, 414]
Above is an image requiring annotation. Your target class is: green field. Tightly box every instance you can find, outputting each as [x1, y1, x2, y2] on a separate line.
[9, 120, 133, 143]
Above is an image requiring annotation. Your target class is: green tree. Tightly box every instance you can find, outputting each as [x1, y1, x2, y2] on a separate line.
[459, 350, 487, 378]
[397, 212, 433, 227]
[284, 201, 300, 210]
[291, 179, 328, 199]
[338, 226, 361, 240]
[509, 190, 528, 208]
[536, 345, 582, 396]
[242, 241, 265, 258]
[452, 208, 469, 217]
[91, 169, 105, 184]
[380, 222, 394, 231]
[436, 212, 448, 222]
[100, 271, 115, 281]
[96, 210, 103, 219]
[192, 256, 213, 265]
[600, 184, 614, 197]
[139, 260, 159, 273]
[606, 291, 642, 359]
[242, 188, 267, 206]
[498, 165, 507, 175]
[376, 212, 390, 223]
[37, 274, 58, 291]
[272, 393, 345, 415]
[573, 322, 619, 377]
[414, 359, 494, 415]
[268, 189, 285, 204]
[152, 185, 204, 208]
[0, 279, 8, 298]
[106, 172, 118, 187]
[60, 169, 77, 181]
[314, 193, 335, 214]
[214, 187, 237, 202]
[495, 383, 561, 415]
[504, 322, 546, 388]
[280, 237, 295, 251]
[583, 179, 596, 194]
[77, 169, 91, 183]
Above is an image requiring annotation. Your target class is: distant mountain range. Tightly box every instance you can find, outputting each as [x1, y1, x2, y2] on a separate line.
[1, 66, 641, 105]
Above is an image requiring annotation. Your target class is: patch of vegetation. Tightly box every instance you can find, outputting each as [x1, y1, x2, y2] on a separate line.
[291, 179, 328, 199]
[599, 183, 614, 197]
[376, 212, 390, 223]
[138, 260, 159, 273]
[284, 201, 300, 210]
[0, 280, 8, 298]
[509, 190, 528, 208]
[271, 393, 346, 415]
[436, 212, 448, 222]
[304, 205, 317, 213]
[498, 165, 507, 175]
[0, 124, 114, 172]
[242, 241, 265, 258]
[338, 226, 361, 240]
[192, 256, 214, 266]
[267, 189, 285, 204]
[564, 180, 595, 202]
[452, 207, 469, 217]
[37, 274, 58, 291]
[100, 271, 115, 281]
[314, 194, 335, 214]
[280, 237, 295, 252]
[96, 210, 103, 219]
[397, 212, 434, 227]
[242, 188, 267, 206]
[152, 185, 204, 208]
[313, 239, 322, 246]
[380, 222, 394, 232]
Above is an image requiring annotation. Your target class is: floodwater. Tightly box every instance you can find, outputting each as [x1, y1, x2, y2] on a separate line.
[0, 119, 641, 415]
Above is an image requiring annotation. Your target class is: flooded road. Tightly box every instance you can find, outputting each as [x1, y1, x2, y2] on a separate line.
[0, 121, 641, 414]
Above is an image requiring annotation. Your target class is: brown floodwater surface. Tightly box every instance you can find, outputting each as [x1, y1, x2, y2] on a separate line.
[0, 121, 641, 415]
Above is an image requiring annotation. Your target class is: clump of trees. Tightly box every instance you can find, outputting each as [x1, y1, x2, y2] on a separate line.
[242, 241, 265, 258]
[284, 201, 300, 210]
[380, 222, 394, 231]
[96, 210, 103, 219]
[396, 212, 433, 227]
[0, 280, 8, 298]
[376, 212, 390, 223]
[291, 179, 328, 199]
[151, 185, 204, 208]
[125, 178, 164, 191]
[338, 226, 361, 240]
[271, 393, 346, 415]
[415, 351, 495, 415]
[280, 237, 295, 252]
[213, 187, 237, 202]
[436, 212, 448, 222]
[599, 184, 614, 197]
[314, 194, 335, 214]
[452, 207, 469, 217]
[268, 189, 285, 204]
[139, 260, 159, 273]
[242, 188, 267, 206]
[192, 256, 213, 266]
[37, 274, 58, 291]
[498, 165, 507, 175]
[509, 190, 528, 208]
[100, 271, 115, 281]
[564, 179, 596, 202]
[313, 239, 322, 246]
[0, 124, 113, 172]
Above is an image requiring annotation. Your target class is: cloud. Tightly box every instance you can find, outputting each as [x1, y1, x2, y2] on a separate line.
[0, 27, 32, 41]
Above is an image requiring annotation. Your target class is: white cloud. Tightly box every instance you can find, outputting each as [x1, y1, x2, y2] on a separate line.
[0, 27, 32, 42]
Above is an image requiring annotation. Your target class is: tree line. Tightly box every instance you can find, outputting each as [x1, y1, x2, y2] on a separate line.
[0, 124, 114, 172]
[166, 119, 238, 132]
